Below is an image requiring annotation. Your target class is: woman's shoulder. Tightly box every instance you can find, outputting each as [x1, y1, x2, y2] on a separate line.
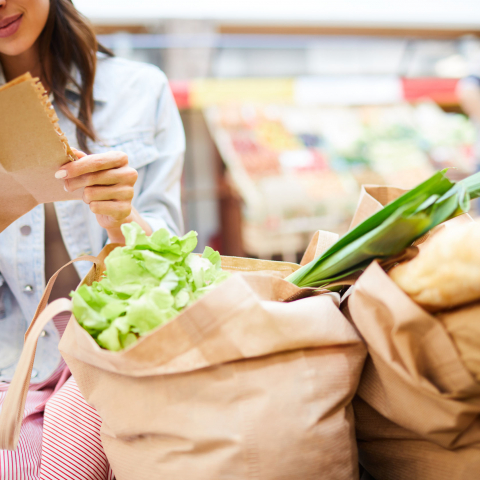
[94, 53, 169, 101]
[88, 53, 183, 166]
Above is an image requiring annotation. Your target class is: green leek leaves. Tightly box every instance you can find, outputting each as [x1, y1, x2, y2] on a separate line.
[286, 170, 480, 288]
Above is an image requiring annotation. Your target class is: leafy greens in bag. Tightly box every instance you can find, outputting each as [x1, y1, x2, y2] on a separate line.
[72, 223, 229, 351]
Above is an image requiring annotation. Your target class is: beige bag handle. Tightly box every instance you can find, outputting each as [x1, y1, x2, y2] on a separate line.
[0, 255, 98, 450]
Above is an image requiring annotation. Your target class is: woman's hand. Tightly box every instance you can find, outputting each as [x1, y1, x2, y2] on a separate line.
[55, 148, 152, 243]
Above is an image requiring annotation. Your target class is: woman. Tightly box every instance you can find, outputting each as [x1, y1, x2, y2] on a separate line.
[0, 0, 185, 478]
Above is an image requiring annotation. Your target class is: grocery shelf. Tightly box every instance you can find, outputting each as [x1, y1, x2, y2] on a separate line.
[169, 77, 461, 110]
[401, 78, 459, 105]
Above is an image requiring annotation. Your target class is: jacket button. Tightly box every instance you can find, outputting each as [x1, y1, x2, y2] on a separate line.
[20, 225, 32, 236]
[23, 285, 34, 293]
[31, 369, 38, 379]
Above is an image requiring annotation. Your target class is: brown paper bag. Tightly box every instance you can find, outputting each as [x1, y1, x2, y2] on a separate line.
[348, 184, 408, 231]
[343, 184, 480, 480]
[439, 304, 480, 383]
[0, 73, 81, 233]
[346, 262, 480, 480]
[0, 234, 367, 480]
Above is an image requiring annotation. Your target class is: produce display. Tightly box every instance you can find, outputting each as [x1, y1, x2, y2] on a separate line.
[286, 170, 480, 288]
[339, 103, 477, 183]
[71, 223, 229, 351]
[205, 103, 476, 259]
[204, 105, 359, 259]
[207, 103, 476, 189]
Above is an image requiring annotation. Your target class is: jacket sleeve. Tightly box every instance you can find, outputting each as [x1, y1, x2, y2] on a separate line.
[132, 72, 186, 236]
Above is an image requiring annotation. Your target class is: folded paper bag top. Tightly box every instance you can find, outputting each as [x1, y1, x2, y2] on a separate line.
[0, 73, 82, 233]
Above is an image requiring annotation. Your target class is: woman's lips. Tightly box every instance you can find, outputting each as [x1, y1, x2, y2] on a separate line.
[0, 14, 23, 39]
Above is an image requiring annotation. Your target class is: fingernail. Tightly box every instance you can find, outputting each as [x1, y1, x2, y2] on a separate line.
[55, 170, 67, 179]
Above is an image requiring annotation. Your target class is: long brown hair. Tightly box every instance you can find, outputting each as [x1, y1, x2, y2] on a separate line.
[39, 0, 113, 152]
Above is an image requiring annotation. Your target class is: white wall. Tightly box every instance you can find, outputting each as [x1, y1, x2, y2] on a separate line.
[74, 0, 480, 28]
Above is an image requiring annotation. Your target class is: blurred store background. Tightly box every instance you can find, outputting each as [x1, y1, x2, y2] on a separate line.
[76, 0, 480, 261]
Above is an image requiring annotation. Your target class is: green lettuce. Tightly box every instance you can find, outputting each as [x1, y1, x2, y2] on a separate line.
[72, 223, 229, 351]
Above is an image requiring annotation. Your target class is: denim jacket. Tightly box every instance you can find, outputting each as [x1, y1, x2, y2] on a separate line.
[0, 54, 185, 384]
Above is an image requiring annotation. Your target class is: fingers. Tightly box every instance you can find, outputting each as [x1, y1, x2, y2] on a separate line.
[70, 147, 87, 160]
[90, 201, 133, 222]
[64, 166, 138, 192]
[56, 151, 128, 179]
[82, 185, 134, 204]
[55, 149, 139, 229]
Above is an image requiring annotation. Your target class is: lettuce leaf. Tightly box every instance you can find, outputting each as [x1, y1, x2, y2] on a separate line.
[71, 223, 229, 351]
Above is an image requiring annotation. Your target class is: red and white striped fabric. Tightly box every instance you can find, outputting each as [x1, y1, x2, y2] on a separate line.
[0, 314, 114, 480]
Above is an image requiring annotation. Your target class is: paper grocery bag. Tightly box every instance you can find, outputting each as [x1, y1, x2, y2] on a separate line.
[342, 183, 480, 479]
[345, 262, 480, 480]
[348, 184, 408, 231]
[0, 233, 367, 480]
[439, 303, 480, 383]
[0, 73, 81, 233]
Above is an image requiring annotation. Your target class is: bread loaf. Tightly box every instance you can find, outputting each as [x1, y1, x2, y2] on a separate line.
[389, 223, 480, 312]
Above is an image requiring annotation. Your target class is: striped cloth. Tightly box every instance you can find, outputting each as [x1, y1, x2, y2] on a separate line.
[0, 314, 114, 480]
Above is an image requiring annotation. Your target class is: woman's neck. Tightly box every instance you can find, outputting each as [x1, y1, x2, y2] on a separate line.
[0, 42, 46, 85]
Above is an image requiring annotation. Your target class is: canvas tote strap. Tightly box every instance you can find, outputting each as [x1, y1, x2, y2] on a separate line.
[28, 255, 99, 335]
[0, 255, 98, 451]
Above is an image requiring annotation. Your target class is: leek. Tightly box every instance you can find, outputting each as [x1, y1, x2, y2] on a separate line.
[286, 170, 480, 288]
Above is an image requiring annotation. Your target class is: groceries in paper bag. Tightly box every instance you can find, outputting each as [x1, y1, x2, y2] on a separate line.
[390, 222, 480, 382]
[347, 193, 480, 480]
[3, 165, 480, 480]
[61, 231, 367, 480]
[286, 168, 480, 288]
[0, 223, 367, 480]
[71, 223, 230, 351]
[65, 168, 480, 480]
[71, 167, 480, 355]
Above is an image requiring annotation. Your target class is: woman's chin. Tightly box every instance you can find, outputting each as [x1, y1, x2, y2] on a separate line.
[0, 38, 39, 63]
